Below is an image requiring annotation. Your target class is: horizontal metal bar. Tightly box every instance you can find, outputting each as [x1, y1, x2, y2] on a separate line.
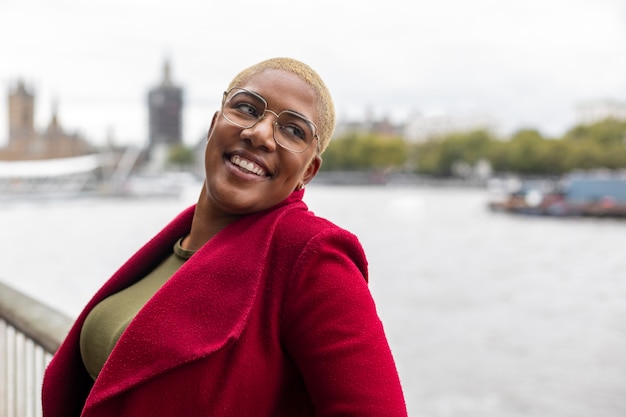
[0, 280, 73, 354]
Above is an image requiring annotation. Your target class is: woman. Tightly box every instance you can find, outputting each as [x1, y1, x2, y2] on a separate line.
[42, 57, 408, 416]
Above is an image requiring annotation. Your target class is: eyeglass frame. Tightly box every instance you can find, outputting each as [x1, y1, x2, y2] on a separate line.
[220, 87, 320, 154]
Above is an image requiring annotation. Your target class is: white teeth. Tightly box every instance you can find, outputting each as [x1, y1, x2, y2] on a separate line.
[231, 155, 267, 177]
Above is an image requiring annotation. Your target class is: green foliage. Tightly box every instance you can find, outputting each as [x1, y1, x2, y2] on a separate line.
[321, 117, 626, 176]
[505, 129, 559, 174]
[321, 132, 407, 171]
[167, 144, 196, 167]
[413, 130, 494, 176]
[563, 118, 626, 146]
[561, 118, 626, 170]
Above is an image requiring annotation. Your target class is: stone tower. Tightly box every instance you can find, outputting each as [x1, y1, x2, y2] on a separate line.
[1, 81, 91, 160]
[147, 59, 183, 154]
[8, 80, 36, 142]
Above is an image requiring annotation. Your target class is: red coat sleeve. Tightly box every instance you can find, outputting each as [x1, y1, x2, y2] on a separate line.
[281, 228, 408, 417]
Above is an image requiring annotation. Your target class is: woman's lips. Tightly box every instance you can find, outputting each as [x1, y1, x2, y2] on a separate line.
[229, 154, 269, 177]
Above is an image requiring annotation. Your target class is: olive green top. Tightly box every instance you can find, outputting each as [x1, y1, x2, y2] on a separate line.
[79, 238, 195, 380]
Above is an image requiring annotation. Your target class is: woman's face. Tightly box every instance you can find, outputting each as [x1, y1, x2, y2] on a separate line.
[202, 69, 321, 217]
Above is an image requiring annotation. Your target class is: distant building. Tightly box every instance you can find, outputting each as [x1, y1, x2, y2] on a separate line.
[403, 111, 496, 143]
[0, 80, 91, 161]
[334, 109, 496, 143]
[8, 80, 36, 142]
[334, 108, 405, 138]
[147, 59, 183, 158]
[576, 99, 626, 125]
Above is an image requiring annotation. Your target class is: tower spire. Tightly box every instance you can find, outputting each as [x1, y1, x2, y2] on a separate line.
[161, 59, 172, 86]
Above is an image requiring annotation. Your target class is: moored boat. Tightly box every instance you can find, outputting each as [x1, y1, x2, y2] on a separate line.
[488, 173, 626, 218]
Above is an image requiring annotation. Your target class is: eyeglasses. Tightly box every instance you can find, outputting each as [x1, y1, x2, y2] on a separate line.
[221, 88, 319, 153]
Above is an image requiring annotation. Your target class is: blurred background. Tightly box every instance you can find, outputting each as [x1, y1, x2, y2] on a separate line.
[1, 0, 626, 416]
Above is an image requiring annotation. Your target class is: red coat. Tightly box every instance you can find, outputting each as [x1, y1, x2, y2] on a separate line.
[43, 190, 408, 416]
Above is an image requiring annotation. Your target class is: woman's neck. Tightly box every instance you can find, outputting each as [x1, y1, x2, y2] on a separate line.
[182, 184, 241, 251]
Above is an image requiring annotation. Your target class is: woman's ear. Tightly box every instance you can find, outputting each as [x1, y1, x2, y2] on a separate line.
[301, 155, 322, 186]
[206, 111, 219, 142]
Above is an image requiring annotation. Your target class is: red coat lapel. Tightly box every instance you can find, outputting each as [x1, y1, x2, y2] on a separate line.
[83, 193, 301, 410]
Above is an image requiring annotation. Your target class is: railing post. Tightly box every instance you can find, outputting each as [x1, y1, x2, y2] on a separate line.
[0, 280, 74, 417]
[0, 319, 7, 417]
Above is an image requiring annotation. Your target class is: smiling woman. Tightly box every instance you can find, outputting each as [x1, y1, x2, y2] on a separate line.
[41, 57, 409, 417]
[199, 67, 324, 225]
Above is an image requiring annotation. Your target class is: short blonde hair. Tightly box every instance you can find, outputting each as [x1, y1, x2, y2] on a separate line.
[227, 57, 335, 154]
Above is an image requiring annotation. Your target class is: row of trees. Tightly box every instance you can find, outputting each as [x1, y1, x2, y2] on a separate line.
[320, 118, 626, 177]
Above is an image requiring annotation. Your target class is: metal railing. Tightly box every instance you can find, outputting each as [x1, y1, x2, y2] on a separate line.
[0, 281, 73, 417]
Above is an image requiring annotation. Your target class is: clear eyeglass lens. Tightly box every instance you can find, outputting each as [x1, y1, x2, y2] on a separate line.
[273, 112, 315, 152]
[223, 90, 266, 127]
[223, 88, 316, 153]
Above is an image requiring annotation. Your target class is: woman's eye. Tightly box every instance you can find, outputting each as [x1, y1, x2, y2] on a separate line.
[235, 102, 259, 117]
[281, 124, 306, 140]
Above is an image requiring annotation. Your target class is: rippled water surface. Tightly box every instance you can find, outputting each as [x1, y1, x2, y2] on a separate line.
[2, 184, 625, 416]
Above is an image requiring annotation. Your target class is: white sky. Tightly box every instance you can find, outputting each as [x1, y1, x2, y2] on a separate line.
[1, 0, 625, 147]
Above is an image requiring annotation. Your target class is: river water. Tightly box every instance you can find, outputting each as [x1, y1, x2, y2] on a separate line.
[1, 183, 625, 416]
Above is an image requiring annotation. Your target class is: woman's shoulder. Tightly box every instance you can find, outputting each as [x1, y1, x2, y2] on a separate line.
[279, 200, 349, 235]
[272, 200, 369, 281]
[271, 201, 364, 253]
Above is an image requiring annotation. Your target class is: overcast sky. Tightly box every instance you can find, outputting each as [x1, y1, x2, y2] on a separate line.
[1, 0, 625, 147]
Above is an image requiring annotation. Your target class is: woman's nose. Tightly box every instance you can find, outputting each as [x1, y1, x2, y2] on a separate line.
[243, 113, 278, 151]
